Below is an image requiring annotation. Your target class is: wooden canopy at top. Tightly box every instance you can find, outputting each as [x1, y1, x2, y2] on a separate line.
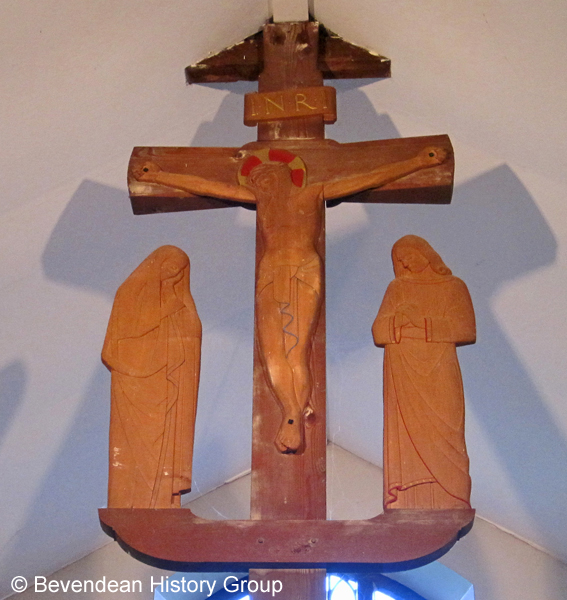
[185, 23, 391, 84]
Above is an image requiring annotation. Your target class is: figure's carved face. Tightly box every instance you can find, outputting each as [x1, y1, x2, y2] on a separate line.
[392, 235, 451, 279]
[396, 247, 429, 274]
[161, 256, 186, 281]
[247, 162, 293, 196]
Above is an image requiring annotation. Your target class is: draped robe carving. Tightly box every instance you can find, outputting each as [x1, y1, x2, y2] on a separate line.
[373, 236, 475, 509]
[102, 245, 201, 508]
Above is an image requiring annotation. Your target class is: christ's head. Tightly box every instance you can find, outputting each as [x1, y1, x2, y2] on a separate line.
[247, 162, 293, 198]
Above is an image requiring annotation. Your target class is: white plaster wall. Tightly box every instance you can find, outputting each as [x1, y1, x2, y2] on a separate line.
[1, 1, 567, 598]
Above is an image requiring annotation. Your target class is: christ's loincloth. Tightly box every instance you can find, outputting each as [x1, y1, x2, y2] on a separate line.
[257, 257, 322, 357]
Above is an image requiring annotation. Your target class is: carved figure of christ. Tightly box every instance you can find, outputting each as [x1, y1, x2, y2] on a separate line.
[135, 145, 446, 453]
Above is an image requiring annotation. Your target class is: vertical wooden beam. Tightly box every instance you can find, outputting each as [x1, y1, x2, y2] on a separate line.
[249, 221, 327, 598]
[250, 20, 327, 600]
[257, 22, 325, 141]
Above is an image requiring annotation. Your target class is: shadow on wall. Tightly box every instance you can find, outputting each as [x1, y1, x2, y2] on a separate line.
[37, 89, 262, 524]
[0, 365, 110, 589]
[189, 81, 257, 148]
[0, 361, 27, 447]
[0, 92, 263, 598]
[326, 101, 566, 558]
[41, 179, 256, 314]
[327, 80, 402, 143]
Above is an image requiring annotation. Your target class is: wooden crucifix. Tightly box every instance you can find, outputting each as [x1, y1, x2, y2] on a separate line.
[100, 18, 472, 600]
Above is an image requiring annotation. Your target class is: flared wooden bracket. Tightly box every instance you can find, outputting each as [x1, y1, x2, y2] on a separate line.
[185, 23, 391, 84]
[99, 508, 474, 573]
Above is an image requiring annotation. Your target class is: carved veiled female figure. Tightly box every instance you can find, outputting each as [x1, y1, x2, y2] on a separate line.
[102, 245, 201, 508]
[373, 235, 475, 509]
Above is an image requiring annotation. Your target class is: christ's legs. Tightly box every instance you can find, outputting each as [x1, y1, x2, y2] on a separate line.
[257, 283, 303, 452]
[256, 271, 321, 453]
[288, 277, 321, 424]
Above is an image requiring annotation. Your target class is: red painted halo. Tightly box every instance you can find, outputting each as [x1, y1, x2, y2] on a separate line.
[238, 149, 307, 188]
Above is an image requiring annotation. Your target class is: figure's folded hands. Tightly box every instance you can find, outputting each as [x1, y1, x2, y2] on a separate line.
[397, 302, 425, 327]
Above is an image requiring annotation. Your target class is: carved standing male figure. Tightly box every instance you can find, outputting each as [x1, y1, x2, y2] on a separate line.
[136, 146, 446, 453]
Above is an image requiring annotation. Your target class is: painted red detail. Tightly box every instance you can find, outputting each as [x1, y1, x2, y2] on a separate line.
[241, 155, 262, 176]
[291, 169, 305, 187]
[269, 148, 296, 164]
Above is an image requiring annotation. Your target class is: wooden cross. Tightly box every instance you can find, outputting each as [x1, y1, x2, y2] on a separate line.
[100, 17, 471, 600]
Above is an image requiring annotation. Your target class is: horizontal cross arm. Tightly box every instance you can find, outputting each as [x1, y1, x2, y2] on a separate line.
[128, 135, 454, 215]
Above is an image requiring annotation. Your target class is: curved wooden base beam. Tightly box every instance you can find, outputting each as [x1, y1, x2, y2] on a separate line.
[99, 508, 474, 573]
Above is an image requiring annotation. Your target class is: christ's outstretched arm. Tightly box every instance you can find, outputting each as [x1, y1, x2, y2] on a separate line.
[134, 162, 256, 204]
[322, 147, 447, 201]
